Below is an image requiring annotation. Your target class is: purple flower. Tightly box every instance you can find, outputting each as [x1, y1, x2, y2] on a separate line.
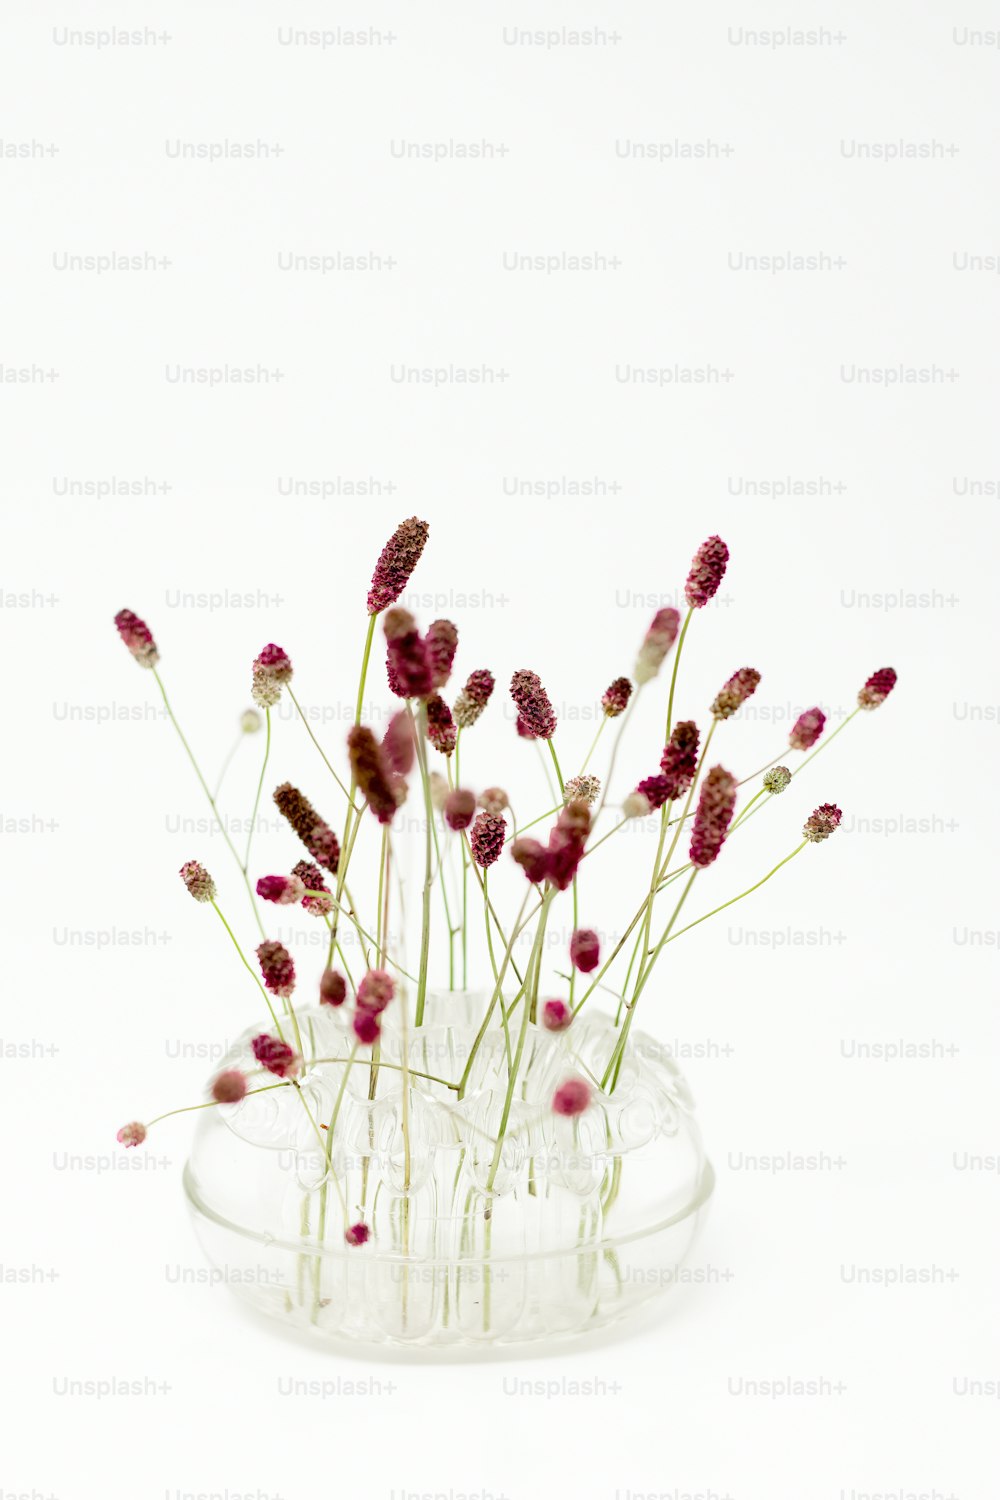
[255, 873, 306, 906]
[552, 1078, 591, 1116]
[256, 940, 295, 1000]
[684, 535, 729, 609]
[114, 609, 159, 669]
[470, 812, 506, 868]
[636, 774, 670, 810]
[273, 783, 340, 873]
[384, 607, 433, 698]
[789, 707, 826, 751]
[510, 669, 557, 740]
[293, 860, 333, 917]
[858, 667, 897, 711]
[445, 788, 477, 831]
[347, 726, 398, 825]
[352, 1010, 381, 1046]
[634, 608, 680, 685]
[425, 693, 457, 756]
[345, 1222, 370, 1247]
[367, 517, 430, 615]
[382, 710, 415, 776]
[803, 803, 843, 842]
[426, 619, 459, 689]
[602, 677, 632, 718]
[453, 669, 495, 729]
[180, 860, 215, 904]
[542, 1000, 572, 1032]
[251, 1033, 299, 1079]
[251, 643, 293, 709]
[511, 836, 548, 884]
[660, 720, 700, 799]
[319, 968, 347, 1007]
[357, 969, 396, 1014]
[711, 667, 761, 722]
[689, 766, 737, 868]
[569, 929, 600, 973]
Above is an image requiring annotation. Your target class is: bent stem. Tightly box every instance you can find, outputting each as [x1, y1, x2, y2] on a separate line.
[664, 606, 694, 742]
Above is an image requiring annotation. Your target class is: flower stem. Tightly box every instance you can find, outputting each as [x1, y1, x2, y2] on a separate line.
[287, 686, 356, 807]
[579, 716, 607, 773]
[413, 702, 434, 1025]
[211, 901, 285, 1039]
[665, 606, 694, 741]
[242, 706, 270, 874]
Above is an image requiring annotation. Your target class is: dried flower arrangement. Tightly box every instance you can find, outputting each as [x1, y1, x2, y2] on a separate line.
[112, 522, 896, 1344]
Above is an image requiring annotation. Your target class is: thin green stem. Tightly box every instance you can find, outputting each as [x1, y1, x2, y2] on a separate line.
[146, 1082, 288, 1129]
[547, 738, 565, 795]
[211, 901, 284, 1039]
[413, 702, 434, 1025]
[665, 606, 694, 741]
[212, 732, 243, 800]
[242, 706, 270, 873]
[661, 842, 808, 948]
[287, 686, 356, 806]
[485, 891, 552, 1192]
[579, 716, 608, 773]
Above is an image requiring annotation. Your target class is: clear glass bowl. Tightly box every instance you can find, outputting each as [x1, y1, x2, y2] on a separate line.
[184, 991, 714, 1348]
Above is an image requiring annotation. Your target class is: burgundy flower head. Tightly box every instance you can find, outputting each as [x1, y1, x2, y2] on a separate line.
[515, 714, 538, 740]
[789, 707, 826, 751]
[542, 999, 572, 1032]
[510, 670, 557, 740]
[545, 802, 590, 891]
[382, 710, 415, 776]
[660, 720, 700, 800]
[552, 1077, 591, 1117]
[357, 969, 396, 1014]
[445, 788, 476, 831]
[251, 1033, 299, 1079]
[569, 929, 600, 973]
[689, 766, 737, 868]
[251, 644, 293, 709]
[636, 774, 670, 810]
[180, 860, 216, 903]
[425, 693, 457, 756]
[602, 677, 632, 718]
[634, 608, 680, 685]
[511, 836, 548, 884]
[470, 812, 506, 868]
[319, 968, 347, 1007]
[256, 940, 295, 1000]
[211, 1069, 247, 1105]
[114, 608, 159, 669]
[684, 535, 729, 609]
[384, 607, 433, 698]
[273, 783, 340, 872]
[803, 803, 843, 842]
[453, 669, 495, 729]
[478, 786, 509, 816]
[117, 1121, 147, 1148]
[347, 726, 397, 825]
[293, 860, 332, 917]
[711, 667, 761, 722]
[367, 516, 430, 615]
[352, 1010, 381, 1046]
[256, 873, 306, 906]
[426, 619, 459, 689]
[858, 667, 897, 711]
[345, 1222, 370, 1247]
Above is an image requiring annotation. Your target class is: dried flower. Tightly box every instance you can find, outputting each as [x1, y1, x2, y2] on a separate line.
[711, 667, 761, 722]
[803, 803, 843, 842]
[453, 669, 495, 729]
[256, 873, 306, 906]
[352, 1010, 381, 1046]
[684, 535, 729, 609]
[345, 1222, 370, 1247]
[180, 860, 216, 903]
[763, 766, 792, 795]
[319, 968, 347, 1007]
[563, 774, 600, 807]
[114, 608, 159, 669]
[240, 708, 262, 734]
[273, 783, 341, 872]
[346, 727, 397, 825]
[445, 788, 476, 831]
[660, 720, 699, 800]
[542, 999, 572, 1032]
[367, 516, 430, 615]
[636, 775, 670, 810]
[511, 836, 548, 883]
[117, 1121, 147, 1148]
[429, 771, 449, 813]
[478, 786, 509, 816]
[256, 940, 295, 1000]
[357, 969, 395, 1014]
[384, 607, 433, 699]
[858, 667, 897, 711]
[425, 693, 457, 756]
[211, 1069, 247, 1105]
[622, 790, 652, 819]
[293, 860, 333, 917]
[515, 714, 538, 740]
[251, 644, 293, 709]
[689, 766, 737, 868]
[634, 608, 680, 685]
[470, 812, 506, 868]
[426, 619, 459, 689]
[510, 670, 557, 740]
[382, 710, 415, 776]
[602, 677, 632, 717]
[251, 1033, 299, 1079]
[569, 929, 600, 973]
[789, 707, 826, 751]
[552, 1078, 591, 1117]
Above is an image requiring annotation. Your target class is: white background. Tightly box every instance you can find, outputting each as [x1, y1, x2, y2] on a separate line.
[2, 3, 998, 1498]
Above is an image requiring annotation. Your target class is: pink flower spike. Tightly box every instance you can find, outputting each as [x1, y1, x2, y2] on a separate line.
[569, 929, 600, 973]
[426, 619, 459, 689]
[803, 803, 843, 843]
[636, 774, 670, 811]
[347, 726, 398, 825]
[425, 693, 457, 756]
[117, 1121, 147, 1148]
[789, 707, 826, 751]
[453, 669, 495, 729]
[510, 669, 557, 740]
[542, 999, 572, 1032]
[552, 1077, 591, 1116]
[470, 812, 506, 868]
[211, 1069, 248, 1105]
[445, 788, 476, 831]
[684, 535, 729, 609]
[256, 940, 296, 1000]
[515, 714, 538, 740]
[251, 643, 293, 709]
[256, 873, 306, 906]
[345, 1222, 371, 1247]
[858, 667, 897, 711]
[180, 860, 216, 903]
[660, 720, 700, 800]
[689, 766, 738, 868]
[602, 677, 632, 718]
[251, 1033, 299, 1079]
[319, 968, 347, 1007]
[357, 969, 396, 1015]
[711, 667, 761, 722]
[114, 608, 159, 669]
[352, 1010, 381, 1046]
[367, 517, 430, 615]
[511, 836, 549, 884]
[382, 710, 415, 776]
[634, 608, 681, 685]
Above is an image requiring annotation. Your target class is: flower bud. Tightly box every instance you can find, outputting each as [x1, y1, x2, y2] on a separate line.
[114, 609, 158, 669]
[552, 1078, 591, 1116]
[180, 860, 215, 903]
[684, 535, 729, 609]
[367, 517, 430, 615]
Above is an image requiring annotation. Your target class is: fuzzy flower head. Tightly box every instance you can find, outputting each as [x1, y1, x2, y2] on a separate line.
[563, 774, 600, 807]
[858, 667, 897, 712]
[352, 1010, 381, 1046]
[293, 860, 333, 917]
[273, 783, 340, 872]
[552, 1077, 591, 1117]
[635, 774, 670, 810]
[429, 771, 449, 813]
[470, 811, 506, 868]
[211, 1069, 247, 1105]
[569, 928, 600, 973]
[382, 710, 415, 776]
[251, 1033, 299, 1079]
[367, 516, 430, 615]
[346, 727, 398, 825]
[180, 860, 215, 904]
[689, 766, 738, 868]
[602, 677, 632, 718]
[622, 790, 652, 819]
[114, 608, 159, 669]
[453, 669, 495, 729]
[711, 667, 761, 722]
[516, 714, 538, 740]
[319, 968, 347, 1007]
[256, 873, 306, 906]
[634, 608, 680, 685]
[251, 644, 293, 709]
[545, 801, 590, 891]
[763, 765, 792, 795]
[357, 969, 396, 1015]
[511, 836, 549, 884]
[803, 803, 842, 842]
[684, 535, 729, 609]
[384, 607, 433, 699]
[660, 719, 700, 800]
[542, 999, 572, 1033]
[510, 670, 557, 740]
[426, 619, 459, 689]
[789, 707, 826, 751]
[445, 788, 476, 831]
[117, 1121, 147, 1148]
[425, 693, 457, 756]
[345, 1222, 370, 1247]
[240, 708, 263, 734]
[256, 940, 295, 1000]
[478, 786, 509, 816]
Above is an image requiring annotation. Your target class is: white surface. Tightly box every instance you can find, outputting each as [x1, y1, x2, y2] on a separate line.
[2, 2, 997, 1497]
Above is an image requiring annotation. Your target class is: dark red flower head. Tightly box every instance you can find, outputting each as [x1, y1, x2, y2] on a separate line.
[684, 535, 729, 609]
[510, 670, 557, 740]
[711, 667, 761, 722]
[511, 836, 548, 883]
[251, 643, 293, 708]
[425, 693, 457, 756]
[689, 766, 737, 868]
[319, 968, 348, 1007]
[453, 669, 495, 729]
[636, 774, 670, 810]
[382, 710, 415, 776]
[602, 677, 632, 718]
[346, 727, 397, 824]
[367, 517, 430, 615]
[634, 608, 680, 685]
[114, 608, 159, 669]
[789, 707, 826, 751]
[552, 1077, 591, 1116]
[293, 860, 333, 917]
[273, 783, 340, 872]
[256, 873, 306, 906]
[445, 788, 476, 831]
[470, 812, 506, 868]
[545, 802, 590, 891]
[180, 860, 216, 903]
[660, 720, 700, 799]
[858, 668, 897, 711]
[357, 969, 396, 1014]
[345, 1221, 370, 1246]
[384, 607, 433, 699]
[542, 999, 572, 1032]
[569, 929, 600, 973]
[251, 1034, 299, 1079]
[256, 940, 295, 1000]
[211, 1069, 248, 1105]
[803, 803, 843, 842]
[352, 1010, 381, 1046]
[426, 619, 459, 689]
[515, 714, 538, 739]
